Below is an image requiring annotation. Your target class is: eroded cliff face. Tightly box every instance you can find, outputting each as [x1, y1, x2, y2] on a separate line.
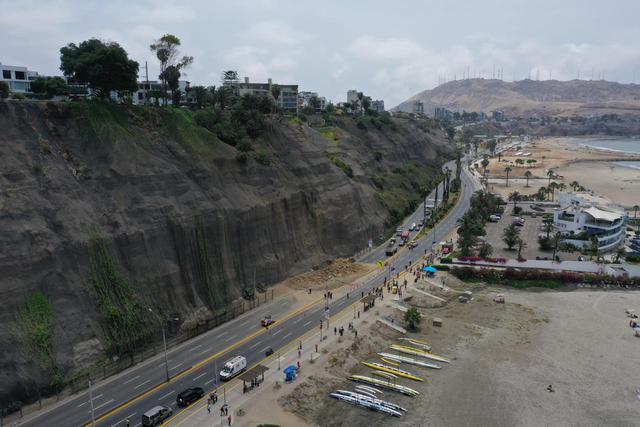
[0, 101, 452, 403]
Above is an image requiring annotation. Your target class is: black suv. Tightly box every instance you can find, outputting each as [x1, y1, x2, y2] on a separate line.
[176, 387, 205, 407]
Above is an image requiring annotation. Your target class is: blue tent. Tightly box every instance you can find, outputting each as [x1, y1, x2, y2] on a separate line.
[284, 365, 298, 382]
[423, 266, 437, 273]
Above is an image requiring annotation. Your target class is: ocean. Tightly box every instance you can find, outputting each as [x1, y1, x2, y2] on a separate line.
[570, 137, 640, 170]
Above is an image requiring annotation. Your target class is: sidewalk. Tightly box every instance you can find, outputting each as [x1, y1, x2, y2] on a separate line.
[168, 258, 427, 426]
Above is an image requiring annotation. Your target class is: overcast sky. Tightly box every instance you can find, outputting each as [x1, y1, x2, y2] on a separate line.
[2, 0, 639, 106]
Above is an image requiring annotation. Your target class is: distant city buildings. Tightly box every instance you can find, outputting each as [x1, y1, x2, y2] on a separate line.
[370, 99, 385, 112]
[412, 101, 424, 115]
[347, 89, 360, 105]
[434, 107, 454, 121]
[0, 62, 40, 93]
[492, 110, 505, 121]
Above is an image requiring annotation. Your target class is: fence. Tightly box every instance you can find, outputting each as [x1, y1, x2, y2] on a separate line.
[1, 290, 274, 424]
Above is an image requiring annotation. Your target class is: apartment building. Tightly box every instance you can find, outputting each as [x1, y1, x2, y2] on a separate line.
[413, 101, 424, 115]
[238, 77, 298, 113]
[298, 91, 327, 112]
[370, 99, 385, 112]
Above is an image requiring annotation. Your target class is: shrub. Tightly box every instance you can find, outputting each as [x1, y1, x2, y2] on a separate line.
[356, 119, 367, 130]
[328, 155, 353, 178]
[11, 92, 26, 100]
[255, 149, 270, 165]
[242, 287, 255, 300]
[0, 81, 9, 98]
[236, 151, 248, 163]
[237, 139, 253, 152]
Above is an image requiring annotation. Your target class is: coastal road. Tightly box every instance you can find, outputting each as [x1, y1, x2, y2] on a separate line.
[21, 163, 479, 427]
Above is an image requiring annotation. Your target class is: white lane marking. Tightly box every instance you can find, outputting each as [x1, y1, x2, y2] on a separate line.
[192, 372, 207, 382]
[170, 362, 183, 371]
[189, 344, 203, 352]
[218, 331, 229, 338]
[77, 394, 103, 407]
[205, 378, 217, 385]
[91, 398, 114, 411]
[260, 346, 271, 353]
[197, 347, 212, 356]
[123, 375, 140, 385]
[273, 330, 282, 336]
[134, 379, 151, 389]
[157, 360, 172, 368]
[224, 335, 237, 343]
[303, 321, 312, 327]
[113, 412, 137, 426]
[283, 332, 293, 339]
[158, 390, 175, 400]
[239, 320, 250, 327]
[135, 423, 141, 427]
[292, 318, 301, 324]
[248, 340, 262, 350]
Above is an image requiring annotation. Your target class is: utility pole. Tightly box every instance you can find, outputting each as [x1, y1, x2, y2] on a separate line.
[88, 379, 95, 427]
[162, 327, 169, 382]
[144, 61, 150, 105]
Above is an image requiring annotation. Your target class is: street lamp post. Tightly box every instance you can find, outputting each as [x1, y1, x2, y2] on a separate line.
[148, 308, 170, 383]
[88, 379, 95, 427]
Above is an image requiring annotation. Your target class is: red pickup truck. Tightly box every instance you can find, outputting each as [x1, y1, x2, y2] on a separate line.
[400, 230, 410, 241]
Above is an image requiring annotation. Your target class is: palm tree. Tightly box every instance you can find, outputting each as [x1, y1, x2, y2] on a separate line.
[541, 155, 546, 166]
[481, 155, 490, 176]
[570, 181, 580, 192]
[515, 158, 525, 168]
[548, 182, 558, 201]
[504, 166, 512, 187]
[557, 183, 566, 194]
[547, 169, 555, 186]
[404, 307, 421, 331]
[634, 205, 639, 219]
[508, 191, 521, 209]
[524, 170, 532, 187]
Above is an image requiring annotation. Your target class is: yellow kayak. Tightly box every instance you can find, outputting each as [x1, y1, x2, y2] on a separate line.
[362, 361, 424, 382]
[390, 344, 451, 363]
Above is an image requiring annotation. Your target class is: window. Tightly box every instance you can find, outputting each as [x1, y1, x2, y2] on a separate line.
[14, 71, 26, 80]
[138, 92, 144, 100]
[2, 70, 10, 79]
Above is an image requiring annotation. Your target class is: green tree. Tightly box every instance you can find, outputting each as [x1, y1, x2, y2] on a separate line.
[150, 34, 193, 105]
[481, 155, 490, 175]
[487, 139, 497, 154]
[517, 238, 527, 260]
[457, 226, 477, 257]
[508, 191, 521, 209]
[570, 180, 580, 192]
[0, 81, 8, 98]
[478, 242, 493, 259]
[60, 38, 139, 98]
[32, 76, 69, 97]
[515, 158, 525, 167]
[504, 166, 512, 187]
[502, 224, 520, 250]
[524, 170, 532, 187]
[551, 232, 563, 261]
[548, 182, 558, 201]
[547, 169, 555, 186]
[190, 85, 208, 108]
[404, 307, 421, 331]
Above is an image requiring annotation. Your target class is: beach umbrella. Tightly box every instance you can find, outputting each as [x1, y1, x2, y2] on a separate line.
[423, 266, 437, 273]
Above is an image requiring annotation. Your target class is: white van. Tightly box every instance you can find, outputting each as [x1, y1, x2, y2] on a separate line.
[219, 356, 247, 381]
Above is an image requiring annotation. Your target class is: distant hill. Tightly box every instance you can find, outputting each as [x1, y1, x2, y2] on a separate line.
[395, 79, 640, 117]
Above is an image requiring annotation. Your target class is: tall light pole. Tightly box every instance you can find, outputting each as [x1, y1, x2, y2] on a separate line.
[88, 379, 95, 427]
[148, 308, 170, 383]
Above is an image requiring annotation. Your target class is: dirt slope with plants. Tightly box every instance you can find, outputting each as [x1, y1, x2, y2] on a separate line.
[0, 100, 452, 405]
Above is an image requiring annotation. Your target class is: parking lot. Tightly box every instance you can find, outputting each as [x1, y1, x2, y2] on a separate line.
[483, 203, 582, 261]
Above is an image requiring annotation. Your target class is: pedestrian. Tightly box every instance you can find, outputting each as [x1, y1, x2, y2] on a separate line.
[228, 415, 232, 426]
[207, 397, 212, 405]
[334, 326, 337, 335]
[207, 403, 211, 414]
[297, 360, 300, 369]
[298, 349, 301, 358]
[357, 311, 360, 319]
[225, 404, 229, 416]
[355, 329, 358, 338]
[125, 419, 130, 427]
[346, 292, 349, 299]
[221, 407, 225, 416]
[213, 391, 218, 403]
[361, 291, 364, 298]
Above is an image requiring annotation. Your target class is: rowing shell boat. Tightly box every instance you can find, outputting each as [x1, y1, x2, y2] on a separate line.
[399, 337, 431, 351]
[389, 344, 451, 363]
[349, 375, 420, 396]
[377, 352, 441, 369]
[330, 392, 402, 417]
[362, 361, 424, 382]
[334, 390, 406, 412]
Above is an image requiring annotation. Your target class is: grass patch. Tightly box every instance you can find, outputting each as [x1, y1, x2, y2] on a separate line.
[68, 101, 134, 144]
[327, 154, 353, 178]
[458, 276, 564, 289]
[317, 126, 340, 144]
[160, 108, 220, 155]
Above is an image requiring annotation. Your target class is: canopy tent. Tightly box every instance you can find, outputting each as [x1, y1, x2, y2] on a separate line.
[423, 266, 437, 273]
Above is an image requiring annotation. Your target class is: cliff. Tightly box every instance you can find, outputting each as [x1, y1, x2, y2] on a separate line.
[0, 101, 452, 404]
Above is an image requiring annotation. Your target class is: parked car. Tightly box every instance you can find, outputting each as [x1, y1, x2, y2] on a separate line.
[489, 214, 501, 222]
[176, 387, 205, 407]
[398, 239, 406, 247]
[410, 222, 417, 231]
[535, 256, 550, 261]
[512, 217, 525, 226]
[408, 240, 418, 249]
[142, 406, 173, 426]
[530, 204, 544, 212]
[396, 227, 403, 236]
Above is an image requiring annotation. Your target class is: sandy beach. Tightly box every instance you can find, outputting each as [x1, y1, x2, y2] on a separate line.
[484, 137, 640, 207]
[211, 269, 640, 427]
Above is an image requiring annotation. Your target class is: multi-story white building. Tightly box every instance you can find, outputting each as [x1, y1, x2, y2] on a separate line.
[553, 192, 627, 252]
[0, 62, 40, 93]
[347, 89, 360, 105]
[132, 80, 191, 105]
[238, 77, 298, 114]
[371, 99, 385, 112]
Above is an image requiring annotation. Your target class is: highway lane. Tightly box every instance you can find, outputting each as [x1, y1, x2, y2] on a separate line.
[22, 162, 479, 427]
[20, 296, 309, 427]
